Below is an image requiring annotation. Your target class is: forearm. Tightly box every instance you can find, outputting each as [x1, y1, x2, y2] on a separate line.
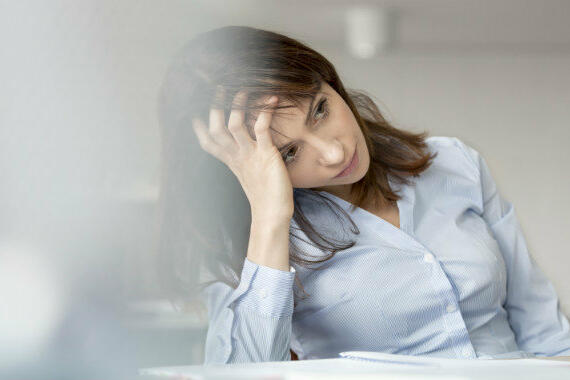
[202, 215, 295, 364]
[202, 257, 295, 364]
[225, 305, 293, 363]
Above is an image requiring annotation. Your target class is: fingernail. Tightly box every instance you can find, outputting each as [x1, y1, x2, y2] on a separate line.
[266, 96, 278, 104]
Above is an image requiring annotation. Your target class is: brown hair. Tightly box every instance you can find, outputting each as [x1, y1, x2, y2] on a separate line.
[157, 25, 437, 310]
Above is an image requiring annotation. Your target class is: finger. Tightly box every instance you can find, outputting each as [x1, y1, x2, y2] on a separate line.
[209, 86, 234, 145]
[192, 117, 230, 163]
[254, 96, 278, 150]
[227, 90, 254, 149]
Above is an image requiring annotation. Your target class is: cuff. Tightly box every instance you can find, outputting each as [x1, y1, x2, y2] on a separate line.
[233, 257, 296, 317]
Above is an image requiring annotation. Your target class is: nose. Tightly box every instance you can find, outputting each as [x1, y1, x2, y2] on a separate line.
[316, 138, 345, 167]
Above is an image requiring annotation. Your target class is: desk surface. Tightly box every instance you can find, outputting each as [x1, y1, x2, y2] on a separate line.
[140, 354, 570, 380]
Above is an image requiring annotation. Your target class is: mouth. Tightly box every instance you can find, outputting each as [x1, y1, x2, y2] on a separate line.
[334, 146, 358, 178]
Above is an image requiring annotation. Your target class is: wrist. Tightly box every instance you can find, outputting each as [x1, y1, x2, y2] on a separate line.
[247, 219, 291, 271]
[251, 213, 292, 228]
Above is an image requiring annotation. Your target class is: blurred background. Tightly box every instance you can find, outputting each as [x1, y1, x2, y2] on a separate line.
[1, 0, 569, 377]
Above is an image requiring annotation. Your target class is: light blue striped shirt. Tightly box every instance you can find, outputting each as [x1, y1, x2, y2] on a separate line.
[200, 136, 570, 364]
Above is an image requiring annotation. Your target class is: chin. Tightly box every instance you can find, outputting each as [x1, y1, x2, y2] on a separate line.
[348, 160, 369, 184]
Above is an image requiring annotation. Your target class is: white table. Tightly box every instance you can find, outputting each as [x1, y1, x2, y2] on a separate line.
[140, 354, 570, 380]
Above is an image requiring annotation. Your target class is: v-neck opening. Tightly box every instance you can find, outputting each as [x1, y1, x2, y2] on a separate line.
[313, 177, 425, 254]
[317, 190, 405, 235]
[319, 191, 404, 231]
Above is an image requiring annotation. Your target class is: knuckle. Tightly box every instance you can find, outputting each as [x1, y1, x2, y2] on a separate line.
[193, 133, 204, 145]
[198, 140, 210, 151]
[254, 123, 267, 132]
[207, 147, 222, 160]
[198, 137, 213, 150]
[208, 126, 224, 137]
[233, 90, 248, 103]
[227, 123, 241, 132]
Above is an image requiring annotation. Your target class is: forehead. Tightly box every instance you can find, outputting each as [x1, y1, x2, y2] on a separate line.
[267, 101, 310, 145]
[267, 85, 333, 143]
[243, 95, 306, 142]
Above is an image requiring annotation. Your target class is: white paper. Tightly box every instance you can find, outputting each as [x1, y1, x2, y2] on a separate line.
[339, 351, 570, 369]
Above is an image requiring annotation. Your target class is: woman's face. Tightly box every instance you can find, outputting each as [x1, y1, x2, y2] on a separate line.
[266, 82, 370, 199]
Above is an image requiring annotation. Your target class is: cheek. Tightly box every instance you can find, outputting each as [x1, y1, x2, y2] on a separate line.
[288, 167, 307, 187]
[335, 100, 355, 120]
[332, 108, 359, 137]
[288, 165, 321, 188]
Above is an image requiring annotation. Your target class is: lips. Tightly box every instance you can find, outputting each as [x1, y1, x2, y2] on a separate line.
[334, 147, 358, 178]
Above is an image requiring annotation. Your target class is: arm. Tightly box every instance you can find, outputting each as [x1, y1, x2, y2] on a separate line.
[190, 90, 297, 363]
[201, 220, 296, 364]
[456, 138, 570, 357]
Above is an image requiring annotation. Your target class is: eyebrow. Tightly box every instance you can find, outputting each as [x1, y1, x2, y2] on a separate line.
[274, 90, 322, 151]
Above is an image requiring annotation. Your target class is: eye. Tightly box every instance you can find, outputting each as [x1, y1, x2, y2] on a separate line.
[282, 145, 299, 165]
[280, 97, 329, 166]
[314, 98, 329, 121]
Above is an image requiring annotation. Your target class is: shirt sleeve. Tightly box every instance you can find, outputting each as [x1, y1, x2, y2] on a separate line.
[455, 137, 570, 356]
[200, 257, 296, 364]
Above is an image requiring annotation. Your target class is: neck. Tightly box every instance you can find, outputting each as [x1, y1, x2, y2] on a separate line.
[311, 183, 353, 203]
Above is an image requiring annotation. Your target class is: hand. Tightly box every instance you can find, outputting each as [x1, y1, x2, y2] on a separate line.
[192, 87, 294, 223]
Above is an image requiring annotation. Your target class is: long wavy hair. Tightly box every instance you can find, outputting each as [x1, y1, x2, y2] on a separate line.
[157, 25, 437, 311]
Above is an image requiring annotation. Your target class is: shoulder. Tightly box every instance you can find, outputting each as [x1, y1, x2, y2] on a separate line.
[425, 135, 478, 166]
[423, 135, 481, 180]
[411, 135, 487, 214]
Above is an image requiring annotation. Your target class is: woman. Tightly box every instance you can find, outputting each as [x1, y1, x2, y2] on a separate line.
[157, 26, 570, 364]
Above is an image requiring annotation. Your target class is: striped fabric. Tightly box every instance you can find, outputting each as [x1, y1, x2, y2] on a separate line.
[200, 136, 570, 364]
